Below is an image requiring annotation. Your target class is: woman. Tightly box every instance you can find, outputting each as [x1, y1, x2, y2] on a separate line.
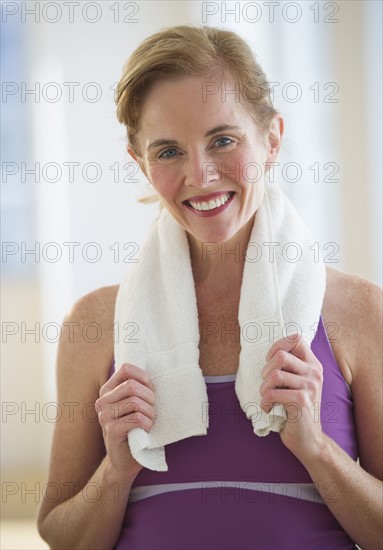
[37, 25, 382, 549]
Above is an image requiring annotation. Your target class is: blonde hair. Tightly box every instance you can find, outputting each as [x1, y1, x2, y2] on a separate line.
[115, 24, 278, 206]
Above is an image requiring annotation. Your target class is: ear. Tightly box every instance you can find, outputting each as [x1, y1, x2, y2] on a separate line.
[127, 145, 148, 179]
[265, 115, 284, 173]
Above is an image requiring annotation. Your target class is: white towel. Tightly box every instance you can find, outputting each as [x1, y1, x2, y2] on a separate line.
[114, 181, 326, 472]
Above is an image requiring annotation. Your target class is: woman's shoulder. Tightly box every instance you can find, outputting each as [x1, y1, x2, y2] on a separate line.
[323, 266, 382, 330]
[66, 284, 119, 320]
[322, 265, 382, 386]
[59, 284, 120, 387]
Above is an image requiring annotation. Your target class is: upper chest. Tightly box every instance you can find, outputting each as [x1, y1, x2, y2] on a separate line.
[196, 288, 241, 376]
[194, 268, 354, 383]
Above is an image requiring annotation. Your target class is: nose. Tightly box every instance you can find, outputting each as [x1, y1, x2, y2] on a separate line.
[183, 149, 219, 189]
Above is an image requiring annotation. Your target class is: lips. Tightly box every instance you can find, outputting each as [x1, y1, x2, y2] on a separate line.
[182, 191, 235, 210]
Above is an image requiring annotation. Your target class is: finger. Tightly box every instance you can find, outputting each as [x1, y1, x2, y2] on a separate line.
[262, 349, 308, 380]
[104, 408, 155, 439]
[260, 369, 303, 396]
[102, 396, 156, 423]
[260, 388, 309, 413]
[266, 332, 314, 364]
[100, 363, 155, 396]
[102, 378, 156, 408]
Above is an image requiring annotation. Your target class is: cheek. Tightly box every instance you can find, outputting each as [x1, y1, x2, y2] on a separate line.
[149, 165, 178, 199]
[222, 151, 265, 187]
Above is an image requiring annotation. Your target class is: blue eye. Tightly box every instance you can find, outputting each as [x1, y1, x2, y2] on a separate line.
[215, 136, 234, 147]
[158, 148, 178, 159]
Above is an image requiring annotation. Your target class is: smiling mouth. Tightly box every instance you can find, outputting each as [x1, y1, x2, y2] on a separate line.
[183, 191, 235, 212]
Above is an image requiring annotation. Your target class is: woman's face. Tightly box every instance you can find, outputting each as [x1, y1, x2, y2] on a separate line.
[130, 74, 282, 247]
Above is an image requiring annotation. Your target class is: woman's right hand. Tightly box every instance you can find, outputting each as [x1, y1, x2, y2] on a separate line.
[95, 363, 156, 479]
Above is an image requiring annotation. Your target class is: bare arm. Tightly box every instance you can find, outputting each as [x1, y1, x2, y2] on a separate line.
[308, 274, 383, 549]
[37, 286, 156, 549]
[39, 455, 138, 550]
[260, 271, 383, 549]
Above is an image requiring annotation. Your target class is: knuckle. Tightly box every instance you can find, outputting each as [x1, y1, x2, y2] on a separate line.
[308, 368, 321, 385]
[306, 379, 316, 393]
[125, 378, 138, 394]
[278, 370, 285, 385]
[134, 411, 152, 431]
[126, 398, 140, 414]
[275, 349, 287, 364]
[95, 397, 104, 412]
[132, 411, 144, 425]
[314, 365, 324, 382]
[270, 369, 282, 385]
[121, 363, 132, 377]
[268, 370, 276, 383]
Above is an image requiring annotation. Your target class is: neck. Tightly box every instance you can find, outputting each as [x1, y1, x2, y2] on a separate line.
[187, 214, 255, 291]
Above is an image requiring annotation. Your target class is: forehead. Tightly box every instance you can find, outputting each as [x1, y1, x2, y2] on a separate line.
[138, 74, 253, 136]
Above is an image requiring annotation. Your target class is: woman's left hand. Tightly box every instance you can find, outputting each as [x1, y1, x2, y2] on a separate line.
[259, 332, 325, 461]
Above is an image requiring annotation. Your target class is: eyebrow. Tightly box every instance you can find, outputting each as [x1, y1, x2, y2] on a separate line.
[147, 125, 241, 151]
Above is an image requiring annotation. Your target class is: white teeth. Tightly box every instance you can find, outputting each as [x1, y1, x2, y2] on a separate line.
[188, 192, 231, 211]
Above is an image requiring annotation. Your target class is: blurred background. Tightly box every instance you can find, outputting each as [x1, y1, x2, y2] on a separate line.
[1, 0, 382, 547]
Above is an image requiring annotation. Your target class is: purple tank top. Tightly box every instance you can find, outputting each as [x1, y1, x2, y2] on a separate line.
[110, 316, 358, 549]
